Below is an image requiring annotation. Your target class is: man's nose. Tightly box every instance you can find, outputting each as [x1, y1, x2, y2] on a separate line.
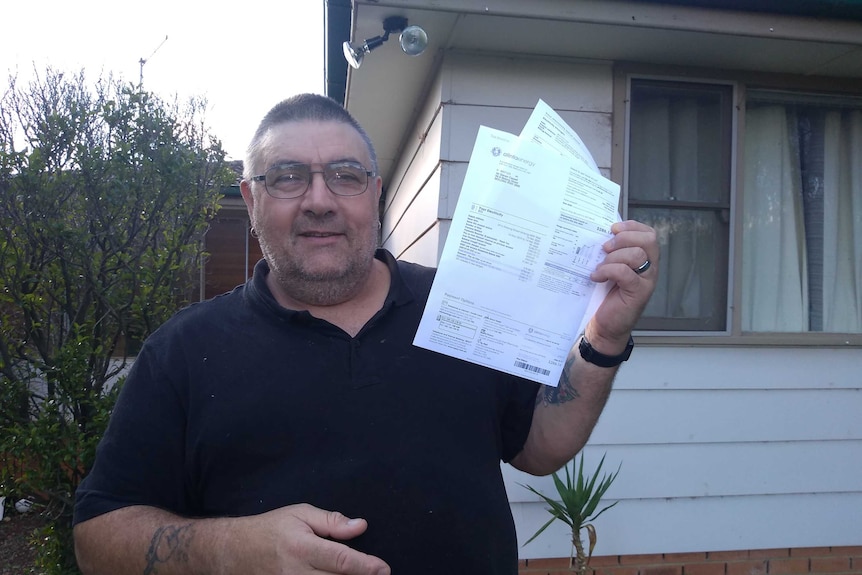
[300, 171, 337, 209]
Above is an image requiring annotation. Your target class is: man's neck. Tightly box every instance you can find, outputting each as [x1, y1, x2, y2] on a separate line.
[266, 258, 391, 337]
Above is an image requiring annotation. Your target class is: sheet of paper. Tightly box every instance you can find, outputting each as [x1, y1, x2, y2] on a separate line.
[413, 123, 621, 386]
[520, 99, 620, 334]
[520, 99, 601, 175]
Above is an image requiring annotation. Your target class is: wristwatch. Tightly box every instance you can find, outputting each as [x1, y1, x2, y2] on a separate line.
[578, 333, 634, 368]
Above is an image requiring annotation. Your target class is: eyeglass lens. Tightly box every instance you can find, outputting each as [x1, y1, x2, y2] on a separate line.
[265, 162, 369, 198]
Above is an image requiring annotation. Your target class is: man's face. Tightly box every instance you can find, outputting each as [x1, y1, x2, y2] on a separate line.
[240, 120, 382, 306]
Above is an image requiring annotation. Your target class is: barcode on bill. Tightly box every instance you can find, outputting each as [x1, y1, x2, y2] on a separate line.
[514, 360, 550, 376]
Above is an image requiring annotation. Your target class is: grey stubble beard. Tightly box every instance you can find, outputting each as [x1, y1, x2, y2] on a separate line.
[258, 219, 380, 307]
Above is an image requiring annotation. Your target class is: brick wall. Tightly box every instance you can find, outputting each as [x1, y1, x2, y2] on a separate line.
[519, 546, 862, 575]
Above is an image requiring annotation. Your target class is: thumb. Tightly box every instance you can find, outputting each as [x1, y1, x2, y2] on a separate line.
[294, 504, 369, 541]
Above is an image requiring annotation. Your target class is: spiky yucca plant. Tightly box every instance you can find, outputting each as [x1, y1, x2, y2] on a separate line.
[521, 453, 621, 575]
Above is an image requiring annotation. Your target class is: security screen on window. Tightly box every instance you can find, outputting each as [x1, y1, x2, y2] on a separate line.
[627, 79, 733, 332]
[743, 91, 862, 333]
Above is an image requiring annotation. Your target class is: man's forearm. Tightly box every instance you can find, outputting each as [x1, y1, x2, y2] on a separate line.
[511, 344, 618, 476]
[74, 502, 390, 575]
[512, 219, 658, 476]
[75, 506, 227, 575]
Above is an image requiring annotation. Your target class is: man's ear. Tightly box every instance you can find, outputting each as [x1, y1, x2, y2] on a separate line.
[373, 175, 383, 203]
[240, 180, 255, 222]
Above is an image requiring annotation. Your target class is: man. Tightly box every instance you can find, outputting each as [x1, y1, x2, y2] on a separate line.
[73, 94, 658, 574]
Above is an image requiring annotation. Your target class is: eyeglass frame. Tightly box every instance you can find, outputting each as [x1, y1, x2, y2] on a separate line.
[249, 161, 376, 199]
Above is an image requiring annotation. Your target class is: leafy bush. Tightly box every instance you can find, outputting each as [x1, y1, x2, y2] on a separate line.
[0, 68, 232, 574]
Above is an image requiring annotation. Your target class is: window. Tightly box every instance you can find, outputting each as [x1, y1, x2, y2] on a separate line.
[627, 79, 733, 331]
[626, 77, 862, 335]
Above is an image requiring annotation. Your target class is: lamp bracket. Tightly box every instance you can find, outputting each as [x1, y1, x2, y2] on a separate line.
[382, 16, 408, 37]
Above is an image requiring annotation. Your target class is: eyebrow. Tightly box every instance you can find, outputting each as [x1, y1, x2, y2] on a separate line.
[267, 157, 365, 169]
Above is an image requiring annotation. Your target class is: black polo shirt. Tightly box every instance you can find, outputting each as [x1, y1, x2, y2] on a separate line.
[75, 249, 539, 574]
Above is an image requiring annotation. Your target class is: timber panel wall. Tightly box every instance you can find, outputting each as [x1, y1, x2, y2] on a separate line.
[203, 211, 261, 299]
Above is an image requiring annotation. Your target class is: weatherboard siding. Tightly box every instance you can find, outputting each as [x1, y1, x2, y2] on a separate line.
[376, 50, 862, 559]
[507, 344, 862, 558]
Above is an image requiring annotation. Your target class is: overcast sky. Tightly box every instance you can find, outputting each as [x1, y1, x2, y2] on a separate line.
[0, 0, 326, 160]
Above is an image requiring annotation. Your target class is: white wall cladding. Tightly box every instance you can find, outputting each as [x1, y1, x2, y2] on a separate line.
[512, 490, 861, 558]
[508, 345, 862, 557]
[442, 52, 613, 115]
[380, 69, 444, 266]
[377, 49, 862, 558]
[381, 52, 613, 266]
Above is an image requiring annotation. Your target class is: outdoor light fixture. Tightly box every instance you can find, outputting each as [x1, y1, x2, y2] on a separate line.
[343, 16, 429, 69]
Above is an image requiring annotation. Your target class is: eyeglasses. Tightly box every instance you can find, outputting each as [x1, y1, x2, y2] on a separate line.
[251, 161, 374, 199]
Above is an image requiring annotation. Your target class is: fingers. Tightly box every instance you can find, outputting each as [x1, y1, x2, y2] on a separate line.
[607, 220, 658, 260]
[585, 219, 659, 344]
[591, 220, 659, 282]
[288, 505, 391, 575]
[306, 540, 390, 575]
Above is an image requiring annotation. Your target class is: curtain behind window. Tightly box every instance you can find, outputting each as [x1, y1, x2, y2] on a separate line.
[743, 96, 862, 332]
[628, 80, 732, 331]
[823, 110, 862, 331]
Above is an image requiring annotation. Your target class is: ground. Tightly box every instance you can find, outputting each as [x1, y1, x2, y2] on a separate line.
[0, 511, 46, 574]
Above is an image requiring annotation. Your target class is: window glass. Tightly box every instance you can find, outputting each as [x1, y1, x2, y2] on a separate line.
[628, 80, 733, 331]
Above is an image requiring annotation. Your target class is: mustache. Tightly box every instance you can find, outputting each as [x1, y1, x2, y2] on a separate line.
[293, 224, 345, 237]
[291, 213, 344, 235]
[252, 213, 380, 238]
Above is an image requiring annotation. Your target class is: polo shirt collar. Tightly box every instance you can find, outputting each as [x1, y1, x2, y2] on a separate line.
[245, 248, 416, 321]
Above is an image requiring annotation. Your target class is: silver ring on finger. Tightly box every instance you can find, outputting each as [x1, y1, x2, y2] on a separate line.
[635, 259, 651, 274]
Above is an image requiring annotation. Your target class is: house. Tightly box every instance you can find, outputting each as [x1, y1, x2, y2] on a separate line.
[201, 162, 262, 300]
[323, 0, 862, 572]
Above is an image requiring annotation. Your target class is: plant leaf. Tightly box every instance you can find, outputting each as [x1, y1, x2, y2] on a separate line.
[586, 523, 597, 563]
[518, 453, 622, 550]
[522, 515, 558, 546]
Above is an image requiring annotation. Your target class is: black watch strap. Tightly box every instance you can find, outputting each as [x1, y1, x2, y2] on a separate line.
[578, 334, 634, 368]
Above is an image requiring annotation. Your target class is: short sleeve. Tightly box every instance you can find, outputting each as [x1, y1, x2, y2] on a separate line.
[73, 342, 190, 525]
[499, 378, 539, 463]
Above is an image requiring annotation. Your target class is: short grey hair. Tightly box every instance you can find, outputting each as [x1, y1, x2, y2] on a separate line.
[243, 93, 378, 180]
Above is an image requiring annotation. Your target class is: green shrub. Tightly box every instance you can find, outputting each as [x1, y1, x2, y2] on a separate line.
[0, 67, 231, 574]
[521, 453, 621, 574]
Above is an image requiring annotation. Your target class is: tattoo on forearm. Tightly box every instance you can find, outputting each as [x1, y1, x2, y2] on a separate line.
[144, 523, 193, 575]
[537, 355, 579, 406]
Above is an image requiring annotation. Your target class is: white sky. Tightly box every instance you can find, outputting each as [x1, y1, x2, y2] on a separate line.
[0, 0, 326, 161]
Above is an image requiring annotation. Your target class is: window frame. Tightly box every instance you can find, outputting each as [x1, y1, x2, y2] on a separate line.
[625, 77, 736, 334]
[613, 63, 862, 346]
